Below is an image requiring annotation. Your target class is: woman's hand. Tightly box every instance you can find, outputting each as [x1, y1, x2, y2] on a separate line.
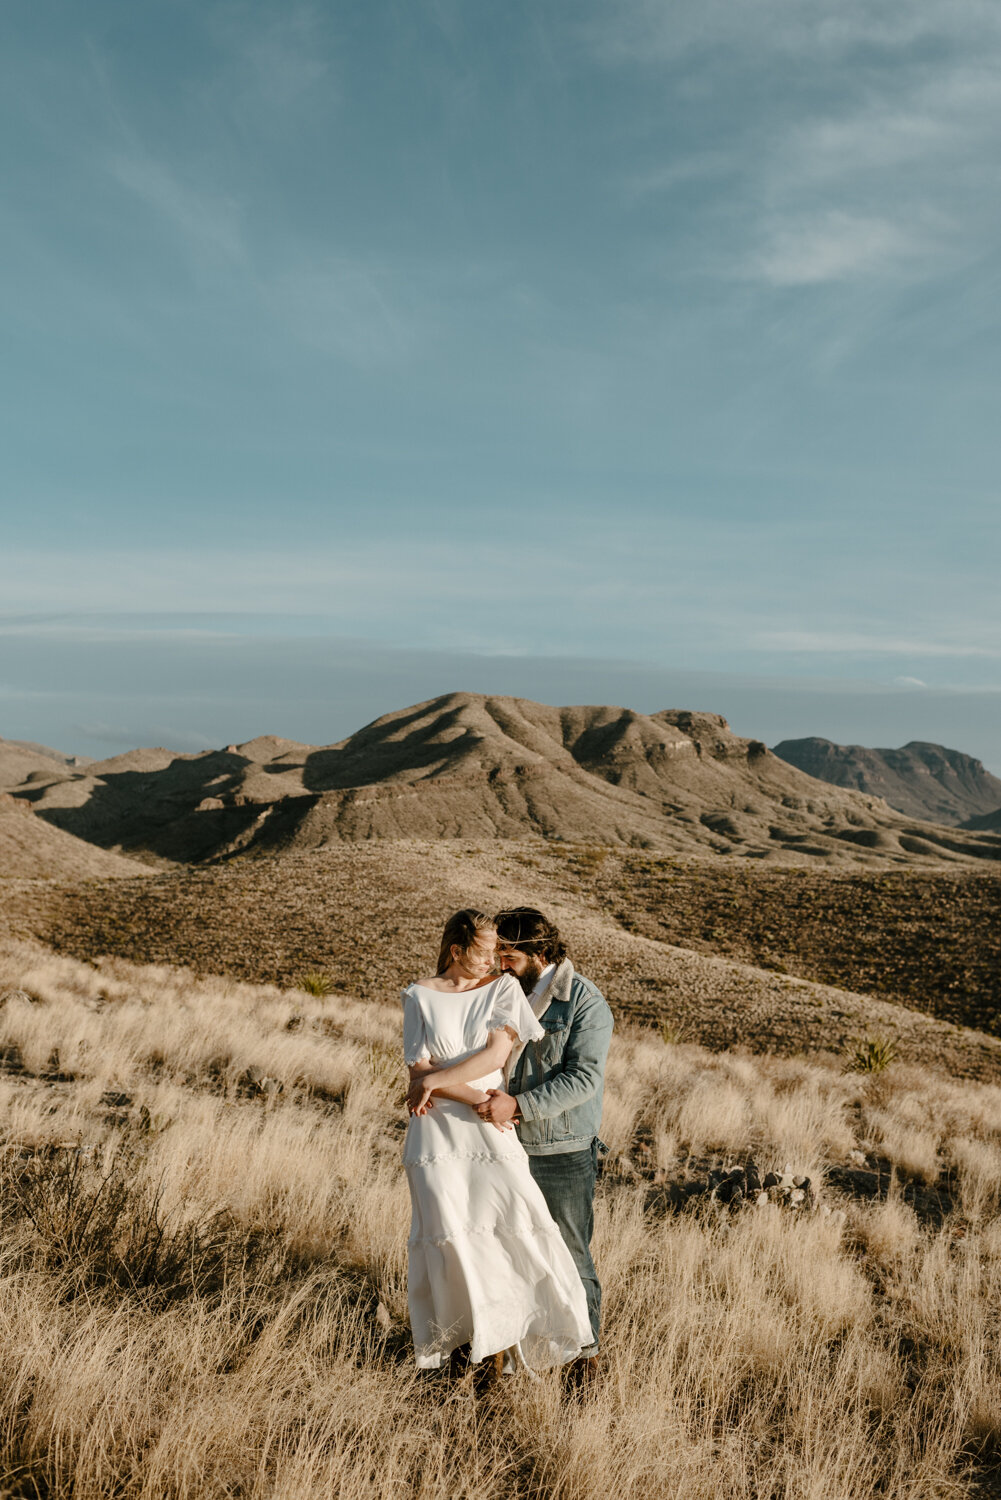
[406, 1072, 440, 1115]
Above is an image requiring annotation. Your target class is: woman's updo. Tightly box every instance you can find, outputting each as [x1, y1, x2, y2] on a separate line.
[435, 908, 496, 975]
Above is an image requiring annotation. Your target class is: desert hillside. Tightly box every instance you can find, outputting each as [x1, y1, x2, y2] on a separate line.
[7, 694, 1001, 866]
[0, 734, 85, 790]
[0, 795, 150, 881]
[4, 839, 999, 1072]
[773, 736, 1001, 827]
[2, 940, 1001, 1497]
[966, 805, 1001, 832]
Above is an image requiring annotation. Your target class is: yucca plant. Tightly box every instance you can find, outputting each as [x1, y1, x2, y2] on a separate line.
[843, 1031, 898, 1074]
[296, 970, 336, 999]
[659, 1019, 686, 1046]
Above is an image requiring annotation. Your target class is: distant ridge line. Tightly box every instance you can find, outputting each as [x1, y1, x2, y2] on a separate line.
[773, 735, 1001, 828]
[2, 693, 1000, 869]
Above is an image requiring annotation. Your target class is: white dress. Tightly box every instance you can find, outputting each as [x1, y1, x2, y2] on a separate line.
[402, 973, 591, 1370]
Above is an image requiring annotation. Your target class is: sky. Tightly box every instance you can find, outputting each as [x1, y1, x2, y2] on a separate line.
[2, 0, 999, 767]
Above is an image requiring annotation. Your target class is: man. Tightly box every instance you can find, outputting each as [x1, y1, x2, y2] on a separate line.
[475, 907, 614, 1385]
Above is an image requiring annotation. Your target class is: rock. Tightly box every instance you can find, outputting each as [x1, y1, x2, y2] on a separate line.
[100, 1090, 132, 1109]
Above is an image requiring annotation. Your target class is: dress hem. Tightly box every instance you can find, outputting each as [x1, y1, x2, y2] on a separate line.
[414, 1320, 586, 1371]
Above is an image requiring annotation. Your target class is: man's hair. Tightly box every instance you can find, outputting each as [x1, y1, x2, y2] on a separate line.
[493, 907, 567, 966]
[436, 908, 495, 975]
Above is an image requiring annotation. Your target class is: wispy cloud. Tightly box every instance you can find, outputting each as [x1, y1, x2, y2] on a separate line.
[598, 0, 1001, 288]
[587, 0, 1001, 67]
[206, 4, 331, 115]
[750, 211, 920, 287]
[267, 260, 421, 366]
[72, 721, 215, 752]
[108, 151, 246, 266]
[623, 151, 736, 200]
[756, 631, 1001, 659]
[88, 15, 422, 369]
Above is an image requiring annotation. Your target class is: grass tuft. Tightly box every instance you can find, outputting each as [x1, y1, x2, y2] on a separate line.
[658, 1019, 687, 1046]
[843, 1032, 898, 1074]
[297, 970, 337, 998]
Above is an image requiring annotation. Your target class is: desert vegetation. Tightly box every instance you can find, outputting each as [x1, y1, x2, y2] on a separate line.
[6, 841, 1000, 1083]
[1, 940, 1001, 1496]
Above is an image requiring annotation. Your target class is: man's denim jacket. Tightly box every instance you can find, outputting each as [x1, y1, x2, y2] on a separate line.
[508, 959, 614, 1156]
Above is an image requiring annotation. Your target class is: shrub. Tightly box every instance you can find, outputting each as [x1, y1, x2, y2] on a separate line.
[843, 1032, 898, 1074]
[4, 1139, 280, 1303]
[297, 970, 336, 998]
[659, 1020, 687, 1046]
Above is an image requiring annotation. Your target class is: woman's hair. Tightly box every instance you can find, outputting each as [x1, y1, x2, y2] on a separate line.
[493, 907, 567, 966]
[435, 908, 496, 975]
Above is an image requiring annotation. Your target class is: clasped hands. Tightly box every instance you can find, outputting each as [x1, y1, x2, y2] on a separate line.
[405, 1066, 521, 1132]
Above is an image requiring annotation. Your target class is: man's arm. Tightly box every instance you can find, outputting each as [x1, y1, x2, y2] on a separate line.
[476, 987, 613, 1126]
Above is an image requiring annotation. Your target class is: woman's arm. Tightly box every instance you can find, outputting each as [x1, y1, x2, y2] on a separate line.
[406, 1056, 514, 1131]
[406, 1026, 516, 1116]
[407, 1058, 487, 1109]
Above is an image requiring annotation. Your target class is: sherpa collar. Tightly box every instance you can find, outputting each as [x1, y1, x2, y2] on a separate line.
[539, 956, 574, 1012]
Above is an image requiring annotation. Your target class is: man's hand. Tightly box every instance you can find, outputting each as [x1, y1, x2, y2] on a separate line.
[475, 1088, 520, 1129]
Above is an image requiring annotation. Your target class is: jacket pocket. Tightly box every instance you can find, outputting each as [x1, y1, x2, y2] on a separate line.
[535, 1031, 566, 1070]
[540, 1001, 572, 1032]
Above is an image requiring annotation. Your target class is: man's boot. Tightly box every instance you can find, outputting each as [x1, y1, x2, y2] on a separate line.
[473, 1350, 505, 1397]
[561, 1355, 599, 1398]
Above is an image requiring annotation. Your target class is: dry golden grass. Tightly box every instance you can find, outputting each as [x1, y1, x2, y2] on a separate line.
[2, 938, 1001, 1497]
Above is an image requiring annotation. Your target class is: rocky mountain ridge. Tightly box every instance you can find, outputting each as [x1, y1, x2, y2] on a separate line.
[4, 693, 1001, 868]
[772, 736, 1001, 827]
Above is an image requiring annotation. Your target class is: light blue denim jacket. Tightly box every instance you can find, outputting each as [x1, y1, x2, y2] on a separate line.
[509, 959, 614, 1156]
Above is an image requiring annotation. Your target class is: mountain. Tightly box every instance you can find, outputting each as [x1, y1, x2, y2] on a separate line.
[7, 693, 1001, 867]
[772, 737, 1001, 827]
[0, 735, 89, 792]
[0, 795, 150, 880]
[965, 806, 1001, 832]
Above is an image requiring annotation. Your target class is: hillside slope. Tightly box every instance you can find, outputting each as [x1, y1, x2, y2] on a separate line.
[8, 694, 1001, 866]
[4, 840, 999, 1075]
[0, 796, 151, 880]
[0, 736, 82, 792]
[773, 736, 1001, 827]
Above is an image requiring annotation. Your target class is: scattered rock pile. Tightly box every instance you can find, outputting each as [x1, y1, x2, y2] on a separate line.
[638, 1156, 819, 1218]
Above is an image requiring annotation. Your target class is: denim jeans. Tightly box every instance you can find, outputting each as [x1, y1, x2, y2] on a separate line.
[528, 1140, 600, 1355]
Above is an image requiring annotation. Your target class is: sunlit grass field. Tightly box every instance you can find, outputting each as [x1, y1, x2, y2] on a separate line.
[2, 939, 1001, 1497]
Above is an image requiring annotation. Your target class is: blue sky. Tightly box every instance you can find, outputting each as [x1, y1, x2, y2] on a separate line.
[2, 1, 999, 767]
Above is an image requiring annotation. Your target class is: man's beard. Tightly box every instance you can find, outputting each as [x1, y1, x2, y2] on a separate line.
[516, 955, 546, 995]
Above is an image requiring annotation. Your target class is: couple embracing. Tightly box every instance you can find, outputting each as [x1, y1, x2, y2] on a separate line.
[402, 907, 614, 1391]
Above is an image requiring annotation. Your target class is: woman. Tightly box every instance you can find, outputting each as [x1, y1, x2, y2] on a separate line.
[402, 908, 591, 1383]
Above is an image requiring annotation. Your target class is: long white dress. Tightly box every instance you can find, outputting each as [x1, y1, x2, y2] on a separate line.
[402, 973, 591, 1370]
